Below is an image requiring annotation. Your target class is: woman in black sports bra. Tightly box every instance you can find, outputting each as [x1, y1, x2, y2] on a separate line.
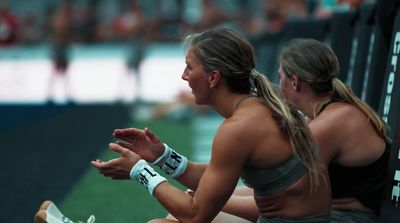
[277, 38, 391, 223]
[209, 38, 391, 223]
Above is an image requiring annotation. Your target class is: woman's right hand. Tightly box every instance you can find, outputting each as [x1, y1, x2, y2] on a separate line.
[112, 127, 165, 163]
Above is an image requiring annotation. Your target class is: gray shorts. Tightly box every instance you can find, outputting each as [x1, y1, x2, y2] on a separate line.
[257, 213, 331, 223]
[330, 210, 379, 223]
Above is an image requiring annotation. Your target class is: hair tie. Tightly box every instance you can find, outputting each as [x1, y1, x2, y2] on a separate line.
[250, 68, 259, 79]
[249, 68, 260, 94]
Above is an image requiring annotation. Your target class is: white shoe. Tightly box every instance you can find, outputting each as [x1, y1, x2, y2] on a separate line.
[34, 200, 95, 223]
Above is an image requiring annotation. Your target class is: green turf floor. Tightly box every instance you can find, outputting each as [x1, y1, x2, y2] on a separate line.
[60, 119, 193, 223]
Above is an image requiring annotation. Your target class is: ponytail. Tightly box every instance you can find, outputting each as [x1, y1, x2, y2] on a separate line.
[279, 38, 391, 144]
[315, 78, 391, 143]
[254, 73, 322, 192]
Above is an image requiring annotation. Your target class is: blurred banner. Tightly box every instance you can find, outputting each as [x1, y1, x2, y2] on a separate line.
[0, 43, 188, 104]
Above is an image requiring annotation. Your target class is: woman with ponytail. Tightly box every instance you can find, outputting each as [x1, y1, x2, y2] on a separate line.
[35, 28, 332, 223]
[276, 38, 390, 223]
[208, 38, 391, 223]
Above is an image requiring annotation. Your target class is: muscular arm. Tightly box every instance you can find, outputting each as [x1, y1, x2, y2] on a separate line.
[174, 161, 207, 191]
[152, 121, 252, 222]
[221, 192, 259, 222]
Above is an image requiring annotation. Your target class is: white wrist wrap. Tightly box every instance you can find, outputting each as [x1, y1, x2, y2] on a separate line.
[151, 143, 188, 178]
[130, 159, 167, 195]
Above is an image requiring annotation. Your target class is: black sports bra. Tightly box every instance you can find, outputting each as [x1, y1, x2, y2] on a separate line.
[319, 99, 390, 214]
[329, 143, 390, 214]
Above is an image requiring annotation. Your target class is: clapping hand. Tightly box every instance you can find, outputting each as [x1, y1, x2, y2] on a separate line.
[112, 127, 165, 163]
[91, 143, 141, 180]
[91, 127, 165, 180]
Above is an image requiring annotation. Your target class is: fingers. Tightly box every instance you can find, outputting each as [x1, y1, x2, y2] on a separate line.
[144, 127, 160, 143]
[113, 127, 160, 145]
[115, 141, 134, 151]
[91, 159, 115, 170]
[109, 143, 128, 154]
[115, 140, 145, 156]
[91, 160, 130, 180]
[91, 160, 103, 168]
[113, 128, 142, 135]
[113, 128, 145, 143]
[91, 159, 125, 173]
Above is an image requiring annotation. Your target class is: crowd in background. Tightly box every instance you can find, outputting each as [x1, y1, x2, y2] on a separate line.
[0, 0, 370, 47]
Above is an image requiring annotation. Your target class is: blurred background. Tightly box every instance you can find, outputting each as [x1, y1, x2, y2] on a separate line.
[1, 0, 399, 222]
[0, 0, 372, 104]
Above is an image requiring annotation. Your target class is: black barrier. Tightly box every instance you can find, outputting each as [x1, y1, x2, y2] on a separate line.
[329, 9, 358, 82]
[347, 3, 375, 98]
[253, 17, 330, 84]
[361, 7, 393, 112]
[252, 31, 285, 84]
[379, 9, 400, 223]
[0, 104, 132, 223]
[281, 17, 331, 43]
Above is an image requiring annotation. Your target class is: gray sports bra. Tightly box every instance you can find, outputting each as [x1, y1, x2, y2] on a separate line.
[241, 155, 308, 196]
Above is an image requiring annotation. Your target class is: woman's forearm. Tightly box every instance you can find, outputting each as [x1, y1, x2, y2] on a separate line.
[175, 161, 208, 190]
[222, 194, 259, 222]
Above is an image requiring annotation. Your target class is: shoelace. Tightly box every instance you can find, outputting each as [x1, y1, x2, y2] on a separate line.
[76, 215, 95, 223]
[62, 215, 95, 223]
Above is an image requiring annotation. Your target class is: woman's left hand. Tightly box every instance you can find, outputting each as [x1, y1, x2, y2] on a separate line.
[91, 143, 142, 180]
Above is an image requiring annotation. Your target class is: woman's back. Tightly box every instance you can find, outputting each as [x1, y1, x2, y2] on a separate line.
[310, 102, 388, 213]
[231, 97, 331, 218]
[310, 102, 386, 166]
[278, 38, 391, 222]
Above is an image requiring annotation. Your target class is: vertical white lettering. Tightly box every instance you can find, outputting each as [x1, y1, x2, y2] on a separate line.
[395, 170, 400, 181]
[392, 55, 398, 72]
[393, 32, 400, 54]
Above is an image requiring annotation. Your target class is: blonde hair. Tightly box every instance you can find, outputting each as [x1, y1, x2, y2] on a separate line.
[280, 38, 391, 143]
[184, 27, 321, 191]
[255, 74, 321, 191]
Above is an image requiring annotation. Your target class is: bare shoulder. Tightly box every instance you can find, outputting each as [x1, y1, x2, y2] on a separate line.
[310, 102, 365, 134]
[215, 117, 252, 150]
[212, 112, 264, 161]
[308, 103, 362, 161]
[309, 102, 380, 163]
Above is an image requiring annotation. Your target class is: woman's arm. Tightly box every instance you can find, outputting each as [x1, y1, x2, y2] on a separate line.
[221, 193, 259, 222]
[174, 162, 207, 191]
[112, 127, 208, 189]
[94, 122, 251, 222]
[153, 122, 251, 222]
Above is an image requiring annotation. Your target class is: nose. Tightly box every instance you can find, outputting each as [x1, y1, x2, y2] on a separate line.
[181, 70, 188, 81]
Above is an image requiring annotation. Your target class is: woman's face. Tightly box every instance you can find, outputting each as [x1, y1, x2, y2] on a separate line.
[278, 65, 295, 104]
[182, 48, 211, 105]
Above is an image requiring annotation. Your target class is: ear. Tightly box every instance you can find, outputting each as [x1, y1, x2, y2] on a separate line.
[208, 70, 221, 88]
[290, 75, 301, 91]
